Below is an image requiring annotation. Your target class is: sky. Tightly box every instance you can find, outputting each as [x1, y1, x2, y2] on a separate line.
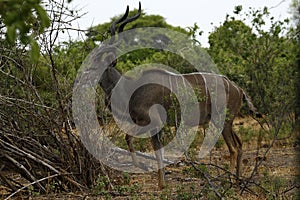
[68, 0, 292, 47]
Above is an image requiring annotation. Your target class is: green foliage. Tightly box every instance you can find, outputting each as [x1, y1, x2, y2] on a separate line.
[53, 39, 96, 80]
[259, 171, 291, 199]
[0, 0, 50, 42]
[158, 184, 203, 199]
[208, 6, 298, 120]
[0, 0, 74, 63]
[92, 175, 110, 195]
[291, 0, 300, 132]
[92, 173, 140, 197]
[292, 0, 300, 36]
[0, 0, 51, 62]
[174, 184, 201, 200]
[30, 38, 40, 63]
[238, 126, 260, 143]
[183, 164, 207, 178]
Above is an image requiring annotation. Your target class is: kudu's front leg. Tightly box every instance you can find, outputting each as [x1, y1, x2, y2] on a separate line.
[125, 134, 139, 166]
[151, 131, 165, 189]
[125, 134, 148, 170]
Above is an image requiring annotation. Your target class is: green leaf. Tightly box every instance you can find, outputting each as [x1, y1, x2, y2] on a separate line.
[34, 4, 51, 30]
[4, 11, 19, 25]
[7, 26, 17, 44]
[30, 39, 40, 63]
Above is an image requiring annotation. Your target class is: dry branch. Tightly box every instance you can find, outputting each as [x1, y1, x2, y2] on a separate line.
[3, 153, 46, 193]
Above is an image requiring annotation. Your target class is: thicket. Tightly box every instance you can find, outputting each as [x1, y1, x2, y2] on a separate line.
[0, 0, 299, 198]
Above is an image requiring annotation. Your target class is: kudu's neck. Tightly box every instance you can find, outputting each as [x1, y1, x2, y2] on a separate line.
[100, 67, 122, 96]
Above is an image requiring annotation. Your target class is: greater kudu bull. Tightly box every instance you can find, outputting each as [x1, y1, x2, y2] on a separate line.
[96, 3, 260, 189]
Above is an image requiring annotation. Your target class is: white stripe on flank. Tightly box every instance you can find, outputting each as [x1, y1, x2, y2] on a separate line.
[168, 75, 173, 92]
[202, 74, 208, 116]
[163, 70, 223, 78]
[223, 77, 230, 105]
[181, 74, 187, 89]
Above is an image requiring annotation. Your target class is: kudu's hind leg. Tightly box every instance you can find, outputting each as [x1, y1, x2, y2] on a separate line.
[222, 122, 242, 177]
[151, 131, 165, 189]
[233, 130, 242, 177]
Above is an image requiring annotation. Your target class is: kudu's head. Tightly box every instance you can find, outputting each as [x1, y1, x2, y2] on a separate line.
[99, 2, 141, 94]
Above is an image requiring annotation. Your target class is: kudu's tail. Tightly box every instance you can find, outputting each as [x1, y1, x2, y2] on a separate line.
[242, 90, 262, 118]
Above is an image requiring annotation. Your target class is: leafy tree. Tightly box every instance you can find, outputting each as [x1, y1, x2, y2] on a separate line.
[208, 6, 298, 123]
[208, 18, 255, 81]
